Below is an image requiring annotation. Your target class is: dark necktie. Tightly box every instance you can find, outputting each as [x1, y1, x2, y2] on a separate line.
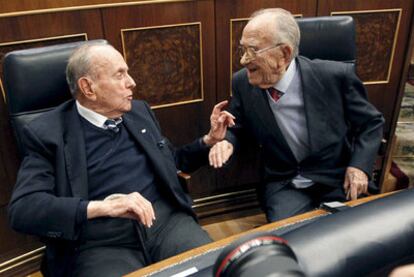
[104, 118, 123, 133]
[268, 87, 284, 102]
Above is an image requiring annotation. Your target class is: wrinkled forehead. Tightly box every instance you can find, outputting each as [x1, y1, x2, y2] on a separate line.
[242, 18, 275, 45]
[88, 46, 127, 76]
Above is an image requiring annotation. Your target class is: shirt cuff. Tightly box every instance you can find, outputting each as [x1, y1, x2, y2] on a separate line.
[76, 200, 89, 225]
[199, 137, 212, 149]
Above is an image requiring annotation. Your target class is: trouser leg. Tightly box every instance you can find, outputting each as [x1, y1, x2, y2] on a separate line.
[143, 198, 212, 262]
[260, 181, 315, 222]
[73, 246, 146, 277]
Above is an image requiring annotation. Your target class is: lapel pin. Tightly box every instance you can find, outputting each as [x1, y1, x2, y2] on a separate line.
[141, 129, 147, 133]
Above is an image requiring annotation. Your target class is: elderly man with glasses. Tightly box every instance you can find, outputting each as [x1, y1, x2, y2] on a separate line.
[209, 8, 384, 222]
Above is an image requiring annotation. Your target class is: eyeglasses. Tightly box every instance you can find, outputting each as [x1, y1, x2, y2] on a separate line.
[238, 43, 284, 59]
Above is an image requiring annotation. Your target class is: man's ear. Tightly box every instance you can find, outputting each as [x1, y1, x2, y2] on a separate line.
[78, 77, 96, 100]
[280, 44, 293, 64]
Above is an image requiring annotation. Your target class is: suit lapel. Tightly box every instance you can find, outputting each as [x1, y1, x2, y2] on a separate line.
[250, 85, 296, 161]
[298, 57, 330, 153]
[63, 104, 88, 199]
[122, 112, 172, 183]
[250, 86, 273, 125]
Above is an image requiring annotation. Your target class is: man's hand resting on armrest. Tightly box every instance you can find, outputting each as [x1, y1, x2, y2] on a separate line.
[87, 192, 155, 227]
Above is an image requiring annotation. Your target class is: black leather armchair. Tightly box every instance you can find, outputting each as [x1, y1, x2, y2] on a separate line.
[297, 16, 386, 190]
[297, 16, 356, 64]
[3, 39, 107, 156]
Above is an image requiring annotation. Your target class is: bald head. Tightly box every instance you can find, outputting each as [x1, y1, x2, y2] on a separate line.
[246, 8, 300, 59]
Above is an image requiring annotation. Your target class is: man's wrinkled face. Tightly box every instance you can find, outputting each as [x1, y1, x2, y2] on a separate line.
[239, 21, 290, 89]
[87, 47, 136, 118]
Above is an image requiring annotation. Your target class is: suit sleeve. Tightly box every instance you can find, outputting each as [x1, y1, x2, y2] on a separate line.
[8, 125, 84, 241]
[343, 64, 385, 177]
[142, 101, 209, 173]
[225, 72, 246, 151]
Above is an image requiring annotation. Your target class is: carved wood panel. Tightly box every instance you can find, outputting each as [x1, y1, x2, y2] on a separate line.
[230, 19, 248, 76]
[332, 10, 401, 84]
[121, 23, 203, 108]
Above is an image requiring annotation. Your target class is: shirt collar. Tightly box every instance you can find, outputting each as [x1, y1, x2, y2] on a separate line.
[273, 58, 297, 94]
[76, 101, 111, 129]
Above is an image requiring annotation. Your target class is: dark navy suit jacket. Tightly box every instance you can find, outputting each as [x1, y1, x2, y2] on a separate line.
[227, 56, 384, 188]
[8, 99, 209, 276]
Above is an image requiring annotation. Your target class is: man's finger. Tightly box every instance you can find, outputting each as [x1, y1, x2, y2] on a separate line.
[359, 182, 368, 196]
[356, 183, 363, 195]
[129, 203, 147, 226]
[215, 145, 222, 167]
[222, 115, 236, 127]
[350, 185, 358, 200]
[212, 100, 229, 115]
[210, 146, 219, 168]
[222, 148, 232, 164]
[131, 193, 154, 227]
[220, 143, 233, 166]
[140, 195, 155, 220]
[131, 201, 149, 227]
[363, 183, 368, 194]
[209, 149, 214, 166]
[141, 201, 154, 226]
[214, 100, 228, 109]
[220, 111, 235, 119]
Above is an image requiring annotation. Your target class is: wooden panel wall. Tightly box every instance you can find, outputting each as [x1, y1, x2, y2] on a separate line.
[0, 0, 412, 275]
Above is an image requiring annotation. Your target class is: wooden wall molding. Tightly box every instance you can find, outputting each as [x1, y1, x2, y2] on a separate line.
[229, 17, 249, 87]
[0, 79, 5, 102]
[0, 33, 88, 47]
[0, 247, 44, 276]
[0, 0, 195, 19]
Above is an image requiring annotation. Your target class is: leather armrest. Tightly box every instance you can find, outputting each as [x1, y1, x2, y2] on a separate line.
[177, 171, 191, 193]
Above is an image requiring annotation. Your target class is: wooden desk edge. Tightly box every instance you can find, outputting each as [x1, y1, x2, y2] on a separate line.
[125, 191, 397, 277]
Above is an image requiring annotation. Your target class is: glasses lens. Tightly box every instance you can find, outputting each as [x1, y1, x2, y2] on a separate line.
[238, 46, 256, 58]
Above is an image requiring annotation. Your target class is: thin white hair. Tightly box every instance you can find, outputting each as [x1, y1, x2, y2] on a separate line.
[66, 43, 115, 97]
[250, 8, 300, 59]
